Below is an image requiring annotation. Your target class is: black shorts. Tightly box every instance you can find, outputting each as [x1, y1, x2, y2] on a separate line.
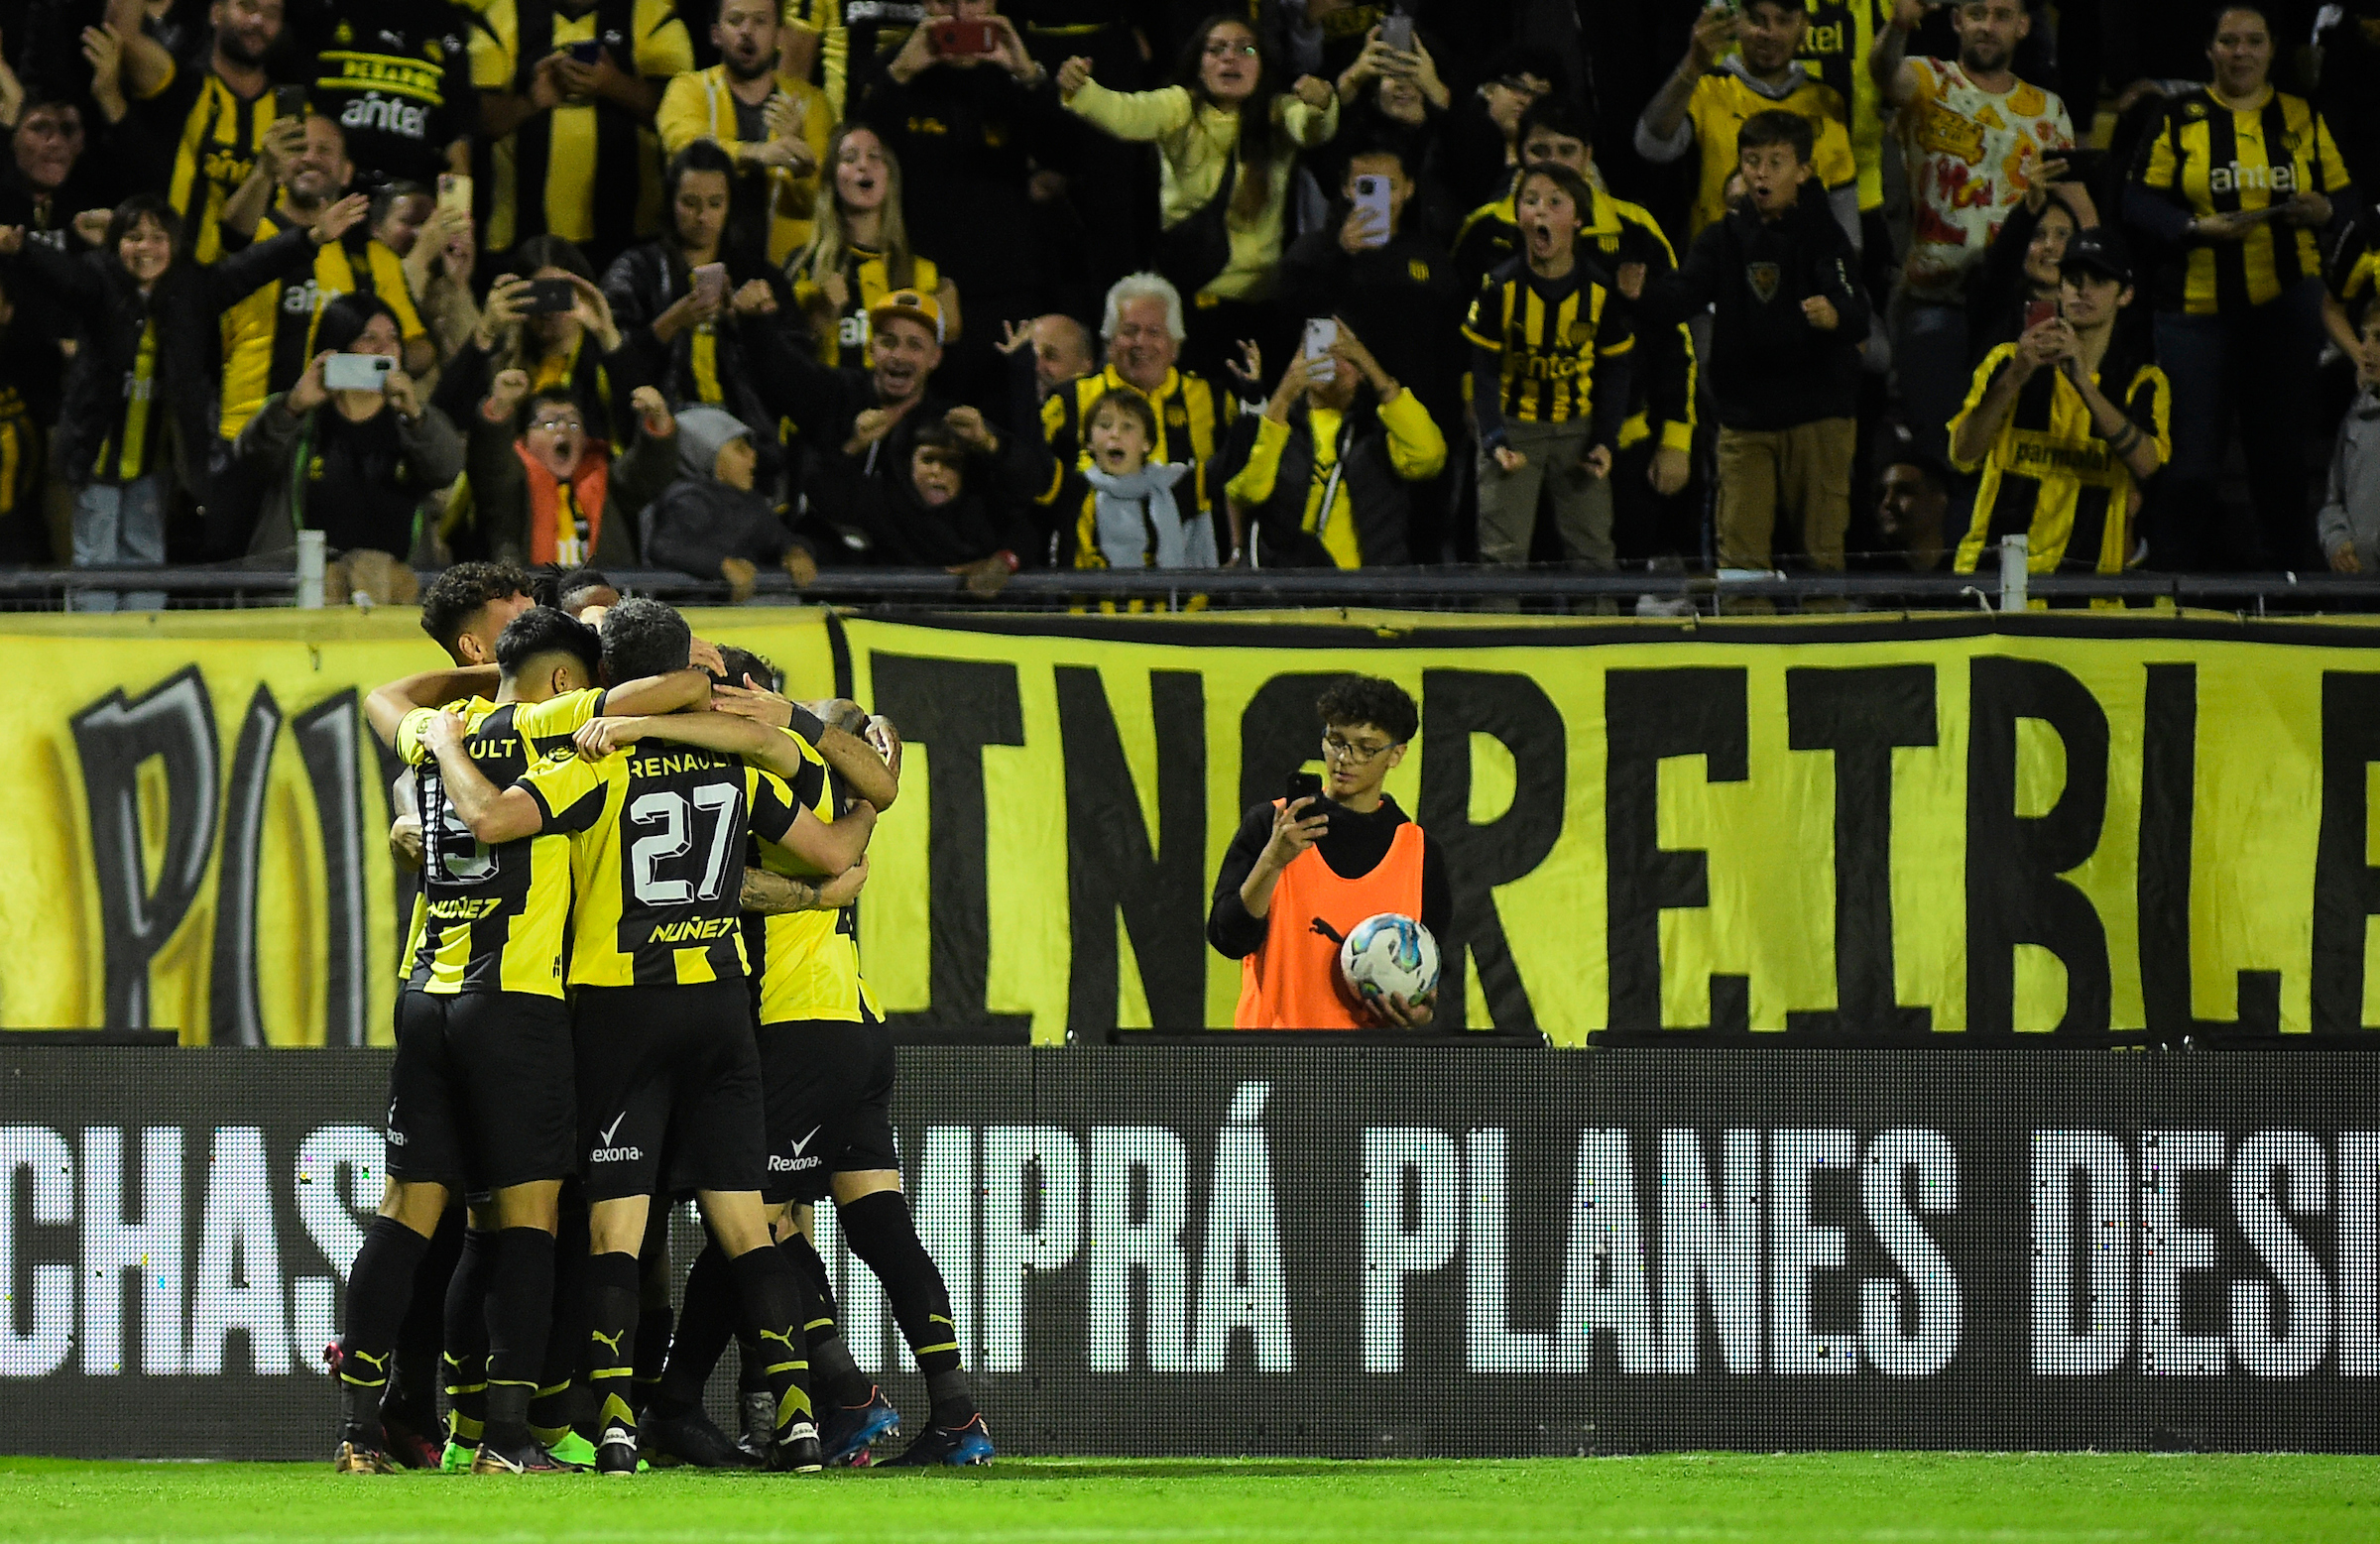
[573, 980, 766, 1204]
[386, 991, 576, 1191]
[756, 1010, 897, 1206]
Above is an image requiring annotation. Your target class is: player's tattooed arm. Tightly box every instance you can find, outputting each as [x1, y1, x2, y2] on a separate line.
[814, 720, 897, 810]
[420, 710, 545, 843]
[600, 666, 713, 718]
[739, 857, 869, 914]
[363, 665, 502, 747]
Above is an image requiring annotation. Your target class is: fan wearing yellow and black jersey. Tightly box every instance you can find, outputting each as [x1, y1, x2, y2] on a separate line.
[1632, 0, 1861, 244]
[1949, 237, 2171, 580]
[114, 0, 289, 265]
[1464, 165, 1634, 570]
[331, 606, 605, 1478]
[469, 0, 696, 266]
[1451, 100, 1699, 526]
[2124, 4, 2352, 569]
[422, 596, 874, 1474]
[216, 114, 432, 444]
[1032, 272, 1235, 551]
[309, 1, 478, 188]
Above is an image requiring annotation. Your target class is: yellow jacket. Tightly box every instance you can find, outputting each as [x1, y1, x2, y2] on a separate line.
[1063, 80, 1338, 300]
[655, 65, 833, 266]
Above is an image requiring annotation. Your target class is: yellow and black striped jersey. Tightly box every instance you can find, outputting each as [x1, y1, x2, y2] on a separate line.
[137, 67, 277, 265]
[786, 243, 941, 368]
[782, 0, 918, 122]
[396, 688, 607, 996]
[748, 728, 880, 1024]
[2135, 87, 2351, 315]
[520, 738, 805, 988]
[218, 220, 428, 438]
[1453, 182, 1696, 450]
[1791, 0, 1889, 211]
[1036, 363, 1233, 516]
[467, 0, 694, 252]
[1949, 343, 2173, 574]
[1462, 261, 1634, 427]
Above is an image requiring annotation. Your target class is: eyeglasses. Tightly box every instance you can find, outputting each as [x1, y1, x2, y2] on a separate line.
[1323, 733, 1396, 765]
[1204, 41, 1259, 58]
[528, 416, 584, 434]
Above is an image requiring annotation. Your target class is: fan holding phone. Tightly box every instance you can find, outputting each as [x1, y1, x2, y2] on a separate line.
[237, 293, 462, 578]
[1208, 677, 1453, 1029]
[883, 2, 1042, 85]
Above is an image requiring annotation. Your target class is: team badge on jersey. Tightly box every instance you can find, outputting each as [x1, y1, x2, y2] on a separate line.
[1746, 263, 1782, 303]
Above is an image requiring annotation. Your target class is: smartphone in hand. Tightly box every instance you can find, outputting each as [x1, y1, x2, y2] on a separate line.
[436, 173, 472, 218]
[2023, 298, 2059, 333]
[1352, 175, 1393, 247]
[1302, 317, 1340, 359]
[521, 277, 579, 314]
[322, 353, 393, 393]
[1285, 771, 1326, 809]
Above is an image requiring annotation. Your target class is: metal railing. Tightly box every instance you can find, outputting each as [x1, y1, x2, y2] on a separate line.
[6, 561, 2380, 615]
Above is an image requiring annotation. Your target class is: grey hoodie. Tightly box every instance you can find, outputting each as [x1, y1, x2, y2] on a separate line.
[640, 406, 811, 580]
[2319, 387, 2380, 571]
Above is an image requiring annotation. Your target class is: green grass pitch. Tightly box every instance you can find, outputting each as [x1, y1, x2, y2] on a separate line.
[1, 1454, 2377, 1542]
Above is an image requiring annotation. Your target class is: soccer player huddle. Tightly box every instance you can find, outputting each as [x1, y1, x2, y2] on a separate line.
[327, 561, 987, 1476]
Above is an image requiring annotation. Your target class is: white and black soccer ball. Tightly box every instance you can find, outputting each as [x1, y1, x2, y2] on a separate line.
[1336, 912, 1440, 1019]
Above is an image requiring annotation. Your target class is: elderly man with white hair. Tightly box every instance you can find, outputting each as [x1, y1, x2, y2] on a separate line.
[1028, 272, 1245, 557]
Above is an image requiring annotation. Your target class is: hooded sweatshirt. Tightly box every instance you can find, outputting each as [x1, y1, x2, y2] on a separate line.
[640, 407, 811, 579]
[1638, 191, 1871, 431]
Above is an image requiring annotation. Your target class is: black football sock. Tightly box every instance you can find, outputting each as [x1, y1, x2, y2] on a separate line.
[839, 1191, 975, 1428]
[727, 1244, 813, 1441]
[385, 1208, 459, 1441]
[782, 1233, 868, 1408]
[441, 1229, 496, 1446]
[482, 1228, 556, 1451]
[654, 1241, 735, 1415]
[337, 1217, 431, 1446]
[530, 1194, 590, 1444]
[634, 1305, 674, 1414]
[633, 1205, 673, 1414]
[585, 1250, 643, 1441]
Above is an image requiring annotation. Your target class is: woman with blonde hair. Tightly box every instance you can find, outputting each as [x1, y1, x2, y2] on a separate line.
[784, 121, 962, 367]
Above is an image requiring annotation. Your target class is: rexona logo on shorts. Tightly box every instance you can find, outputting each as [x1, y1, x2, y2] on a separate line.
[591, 1112, 642, 1163]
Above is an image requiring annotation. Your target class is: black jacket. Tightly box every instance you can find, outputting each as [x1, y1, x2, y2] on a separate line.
[1219, 400, 1420, 568]
[803, 435, 1040, 567]
[11, 224, 319, 498]
[1640, 192, 1870, 431]
[642, 476, 804, 579]
[600, 239, 789, 461]
[1278, 223, 1467, 431]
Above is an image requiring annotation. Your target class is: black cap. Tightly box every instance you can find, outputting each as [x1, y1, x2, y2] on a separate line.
[2060, 233, 2133, 287]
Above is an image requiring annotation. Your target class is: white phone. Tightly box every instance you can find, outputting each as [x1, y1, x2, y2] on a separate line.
[1352, 174, 1393, 247]
[322, 353, 392, 392]
[1302, 317, 1339, 359]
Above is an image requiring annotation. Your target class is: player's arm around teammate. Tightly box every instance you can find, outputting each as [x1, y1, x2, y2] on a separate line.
[711, 678, 902, 811]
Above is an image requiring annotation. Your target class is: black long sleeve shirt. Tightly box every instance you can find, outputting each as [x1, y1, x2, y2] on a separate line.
[1206, 795, 1453, 961]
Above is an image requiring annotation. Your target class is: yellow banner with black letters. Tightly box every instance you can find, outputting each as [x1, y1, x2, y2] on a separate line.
[840, 609, 2380, 1044]
[10, 606, 2380, 1046]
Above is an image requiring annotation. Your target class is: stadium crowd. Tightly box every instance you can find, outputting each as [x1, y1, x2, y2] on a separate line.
[3, 0, 2380, 605]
